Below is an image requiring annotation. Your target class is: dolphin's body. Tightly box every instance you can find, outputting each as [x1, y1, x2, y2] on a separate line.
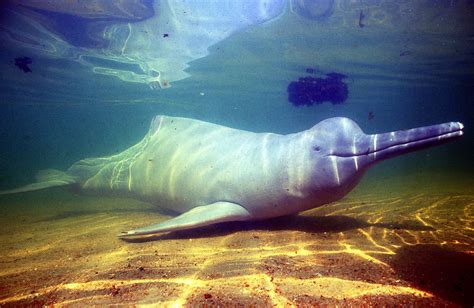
[0, 115, 463, 238]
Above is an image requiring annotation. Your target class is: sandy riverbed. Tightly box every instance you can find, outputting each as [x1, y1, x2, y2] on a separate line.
[0, 172, 473, 306]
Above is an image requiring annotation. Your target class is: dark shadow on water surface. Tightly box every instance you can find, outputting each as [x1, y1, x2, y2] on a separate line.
[389, 244, 474, 307]
[121, 214, 434, 243]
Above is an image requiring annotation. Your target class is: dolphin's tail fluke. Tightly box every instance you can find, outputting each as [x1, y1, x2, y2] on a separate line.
[0, 169, 77, 195]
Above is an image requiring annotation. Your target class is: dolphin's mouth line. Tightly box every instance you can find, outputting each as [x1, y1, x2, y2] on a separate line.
[327, 125, 463, 158]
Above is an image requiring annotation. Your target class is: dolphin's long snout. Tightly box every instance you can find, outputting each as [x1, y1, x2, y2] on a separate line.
[367, 121, 464, 162]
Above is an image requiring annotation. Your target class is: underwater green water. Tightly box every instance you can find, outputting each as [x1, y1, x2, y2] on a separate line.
[0, 1, 473, 190]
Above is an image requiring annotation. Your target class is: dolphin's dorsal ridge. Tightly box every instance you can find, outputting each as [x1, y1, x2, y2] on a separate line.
[148, 115, 165, 135]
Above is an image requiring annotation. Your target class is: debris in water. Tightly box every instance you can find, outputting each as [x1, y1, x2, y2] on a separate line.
[368, 111, 374, 121]
[359, 10, 365, 28]
[14, 56, 33, 73]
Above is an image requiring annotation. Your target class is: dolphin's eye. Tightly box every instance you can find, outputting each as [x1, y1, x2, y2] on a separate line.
[313, 145, 321, 152]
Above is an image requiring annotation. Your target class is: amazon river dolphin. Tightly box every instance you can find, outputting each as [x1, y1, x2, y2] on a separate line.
[0, 116, 463, 238]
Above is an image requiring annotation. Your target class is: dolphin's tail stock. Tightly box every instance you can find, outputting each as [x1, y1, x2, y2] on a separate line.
[0, 169, 77, 195]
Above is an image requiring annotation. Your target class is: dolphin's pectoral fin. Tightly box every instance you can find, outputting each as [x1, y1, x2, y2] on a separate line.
[118, 201, 251, 238]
